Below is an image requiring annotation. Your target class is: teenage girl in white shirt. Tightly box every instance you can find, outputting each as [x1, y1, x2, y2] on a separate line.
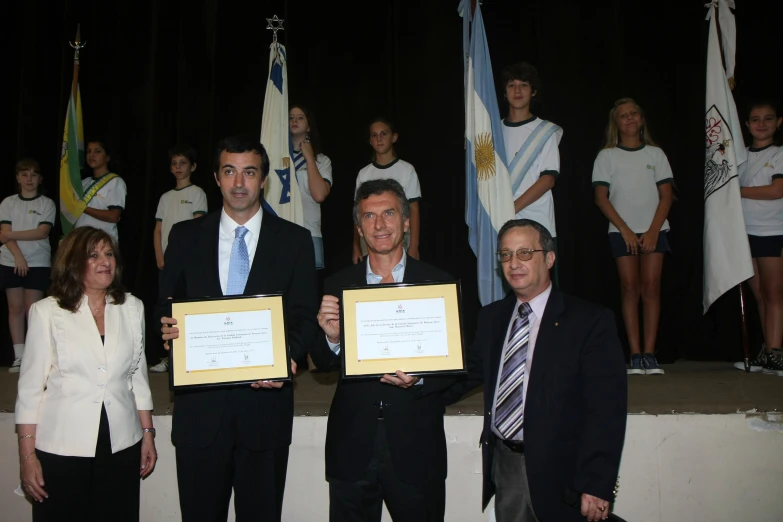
[738, 101, 783, 376]
[592, 99, 674, 375]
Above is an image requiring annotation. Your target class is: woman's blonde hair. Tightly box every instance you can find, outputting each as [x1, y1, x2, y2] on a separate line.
[602, 98, 658, 149]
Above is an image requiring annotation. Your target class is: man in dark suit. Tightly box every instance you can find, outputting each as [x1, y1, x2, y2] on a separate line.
[443, 219, 627, 522]
[312, 178, 455, 522]
[158, 135, 319, 521]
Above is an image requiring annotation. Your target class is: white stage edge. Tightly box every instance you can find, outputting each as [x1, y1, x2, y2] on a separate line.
[2, 413, 782, 521]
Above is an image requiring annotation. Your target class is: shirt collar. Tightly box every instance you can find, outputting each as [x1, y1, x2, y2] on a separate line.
[219, 207, 263, 239]
[366, 250, 407, 284]
[517, 282, 552, 320]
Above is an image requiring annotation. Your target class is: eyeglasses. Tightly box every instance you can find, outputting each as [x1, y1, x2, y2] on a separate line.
[496, 248, 548, 263]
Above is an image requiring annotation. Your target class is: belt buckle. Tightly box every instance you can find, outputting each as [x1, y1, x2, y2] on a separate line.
[503, 439, 524, 453]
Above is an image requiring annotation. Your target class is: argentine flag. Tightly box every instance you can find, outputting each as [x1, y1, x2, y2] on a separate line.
[462, 2, 515, 306]
[260, 42, 304, 227]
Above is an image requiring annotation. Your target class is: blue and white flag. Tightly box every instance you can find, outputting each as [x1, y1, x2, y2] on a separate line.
[703, 2, 752, 312]
[260, 42, 303, 226]
[463, 3, 516, 306]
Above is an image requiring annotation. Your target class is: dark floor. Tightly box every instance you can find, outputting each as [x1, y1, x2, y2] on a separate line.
[1, 361, 781, 415]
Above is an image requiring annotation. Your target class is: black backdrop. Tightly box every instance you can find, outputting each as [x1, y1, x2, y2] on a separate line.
[4, 0, 782, 364]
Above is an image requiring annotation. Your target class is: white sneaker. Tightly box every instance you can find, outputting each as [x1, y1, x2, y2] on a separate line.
[149, 357, 169, 373]
[8, 358, 21, 373]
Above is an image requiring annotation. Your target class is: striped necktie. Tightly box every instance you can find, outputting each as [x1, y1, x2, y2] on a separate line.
[495, 302, 533, 440]
[226, 226, 250, 295]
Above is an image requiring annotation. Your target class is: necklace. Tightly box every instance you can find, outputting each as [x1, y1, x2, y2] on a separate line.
[89, 301, 106, 316]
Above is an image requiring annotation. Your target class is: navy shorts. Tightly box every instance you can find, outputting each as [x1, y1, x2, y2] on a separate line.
[0, 265, 50, 291]
[609, 230, 670, 258]
[748, 235, 783, 258]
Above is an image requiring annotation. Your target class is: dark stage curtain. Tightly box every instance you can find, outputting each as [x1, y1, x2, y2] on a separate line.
[4, 0, 782, 365]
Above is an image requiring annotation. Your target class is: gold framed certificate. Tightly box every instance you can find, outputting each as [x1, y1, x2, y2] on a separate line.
[340, 281, 466, 378]
[169, 294, 291, 390]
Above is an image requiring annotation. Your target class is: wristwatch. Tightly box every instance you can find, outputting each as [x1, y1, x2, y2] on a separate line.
[142, 428, 156, 438]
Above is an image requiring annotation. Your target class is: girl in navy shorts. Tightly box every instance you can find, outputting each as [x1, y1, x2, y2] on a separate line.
[737, 100, 783, 376]
[0, 159, 55, 372]
[592, 98, 674, 376]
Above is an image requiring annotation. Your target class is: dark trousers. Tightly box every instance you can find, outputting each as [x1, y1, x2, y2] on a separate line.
[492, 443, 540, 522]
[328, 420, 445, 522]
[175, 408, 290, 522]
[33, 406, 141, 522]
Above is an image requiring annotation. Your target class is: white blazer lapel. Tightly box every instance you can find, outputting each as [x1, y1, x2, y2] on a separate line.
[78, 296, 107, 366]
[104, 300, 119, 365]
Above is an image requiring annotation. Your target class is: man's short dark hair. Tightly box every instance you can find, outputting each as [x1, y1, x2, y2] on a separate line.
[353, 179, 410, 225]
[497, 219, 555, 253]
[501, 62, 541, 95]
[213, 135, 270, 179]
[168, 144, 198, 165]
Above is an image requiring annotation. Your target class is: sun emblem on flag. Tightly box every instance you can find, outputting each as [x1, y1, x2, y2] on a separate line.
[474, 133, 496, 180]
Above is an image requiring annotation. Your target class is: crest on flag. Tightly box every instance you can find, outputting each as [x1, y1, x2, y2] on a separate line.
[704, 107, 737, 200]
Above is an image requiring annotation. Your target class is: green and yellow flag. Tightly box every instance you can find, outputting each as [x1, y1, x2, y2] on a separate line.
[59, 28, 86, 236]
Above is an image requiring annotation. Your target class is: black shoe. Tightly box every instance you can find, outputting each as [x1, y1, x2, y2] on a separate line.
[762, 349, 783, 376]
[733, 344, 766, 372]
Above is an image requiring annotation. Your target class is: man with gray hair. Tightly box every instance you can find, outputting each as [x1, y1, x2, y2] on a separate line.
[444, 218, 627, 522]
[311, 178, 456, 521]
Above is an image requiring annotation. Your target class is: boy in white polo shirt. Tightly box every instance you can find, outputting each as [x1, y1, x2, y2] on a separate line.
[150, 144, 208, 372]
[501, 62, 563, 281]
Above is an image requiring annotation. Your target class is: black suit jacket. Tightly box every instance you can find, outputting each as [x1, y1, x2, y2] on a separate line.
[444, 289, 627, 521]
[157, 209, 320, 451]
[309, 257, 458, 485]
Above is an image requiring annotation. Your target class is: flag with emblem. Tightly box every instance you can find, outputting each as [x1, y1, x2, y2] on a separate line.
[59, 28, 87, 236]
[260, 41, 303, 226]
[462, 2, 515, 306]
[702, 1, 753, 312]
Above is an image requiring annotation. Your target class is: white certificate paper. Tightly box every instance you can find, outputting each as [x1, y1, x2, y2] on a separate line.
[184, 310, 274, 372]
[354, 297, 449, 361]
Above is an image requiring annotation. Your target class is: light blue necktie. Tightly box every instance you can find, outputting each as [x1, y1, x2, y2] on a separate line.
[226, 226, 250, 295]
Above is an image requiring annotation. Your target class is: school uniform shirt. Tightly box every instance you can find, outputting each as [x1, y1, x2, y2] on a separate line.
[155, 184, 208, 253]
[503, 117, 561, 237]
[355, 158, 422, 203]
[591, 145, 673, 234]
[293, 152, 333, 239]
[739, 144, 783, 236]
[74, 174, 127, 241]
[0, 194, 56, 268]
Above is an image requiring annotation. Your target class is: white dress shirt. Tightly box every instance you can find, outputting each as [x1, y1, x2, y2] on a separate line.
[491, 283, 553, 441]
[218, 207, 263, 295]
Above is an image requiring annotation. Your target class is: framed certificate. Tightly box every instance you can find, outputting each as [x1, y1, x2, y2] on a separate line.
[169, 294, 291, 390]
[339, 281, 466, 378]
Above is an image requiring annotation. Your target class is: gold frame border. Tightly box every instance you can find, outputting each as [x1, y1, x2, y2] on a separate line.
[342, 283, 465, 376]
[171, 295, 289, 387]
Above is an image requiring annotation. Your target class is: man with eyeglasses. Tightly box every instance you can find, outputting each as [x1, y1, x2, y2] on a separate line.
[444, 218, 627, 522]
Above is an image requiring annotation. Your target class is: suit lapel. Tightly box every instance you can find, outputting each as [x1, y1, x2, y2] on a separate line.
[244, 210, 277, 294]
[199, 212, 223, 296]
[526, 288, 566, 400]
[103, 301, 119, 364]
[78, 297, 107, 366]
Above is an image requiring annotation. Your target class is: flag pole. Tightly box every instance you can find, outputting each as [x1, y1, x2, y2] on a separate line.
[712, 3, 751, 372]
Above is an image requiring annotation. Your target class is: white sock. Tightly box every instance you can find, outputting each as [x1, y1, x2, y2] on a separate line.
[13, 344, 24, 359]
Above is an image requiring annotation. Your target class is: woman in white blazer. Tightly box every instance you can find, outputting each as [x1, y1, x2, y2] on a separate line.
[15, 226, 156, 522]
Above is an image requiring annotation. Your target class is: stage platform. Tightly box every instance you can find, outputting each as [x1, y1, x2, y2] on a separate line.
[2, 360, 782, 521]
[1, 360, 781, 415]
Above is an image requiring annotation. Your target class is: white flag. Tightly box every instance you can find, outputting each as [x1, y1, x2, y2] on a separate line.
[260, 42, 304, 226]
[702, 4, 752, 313]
